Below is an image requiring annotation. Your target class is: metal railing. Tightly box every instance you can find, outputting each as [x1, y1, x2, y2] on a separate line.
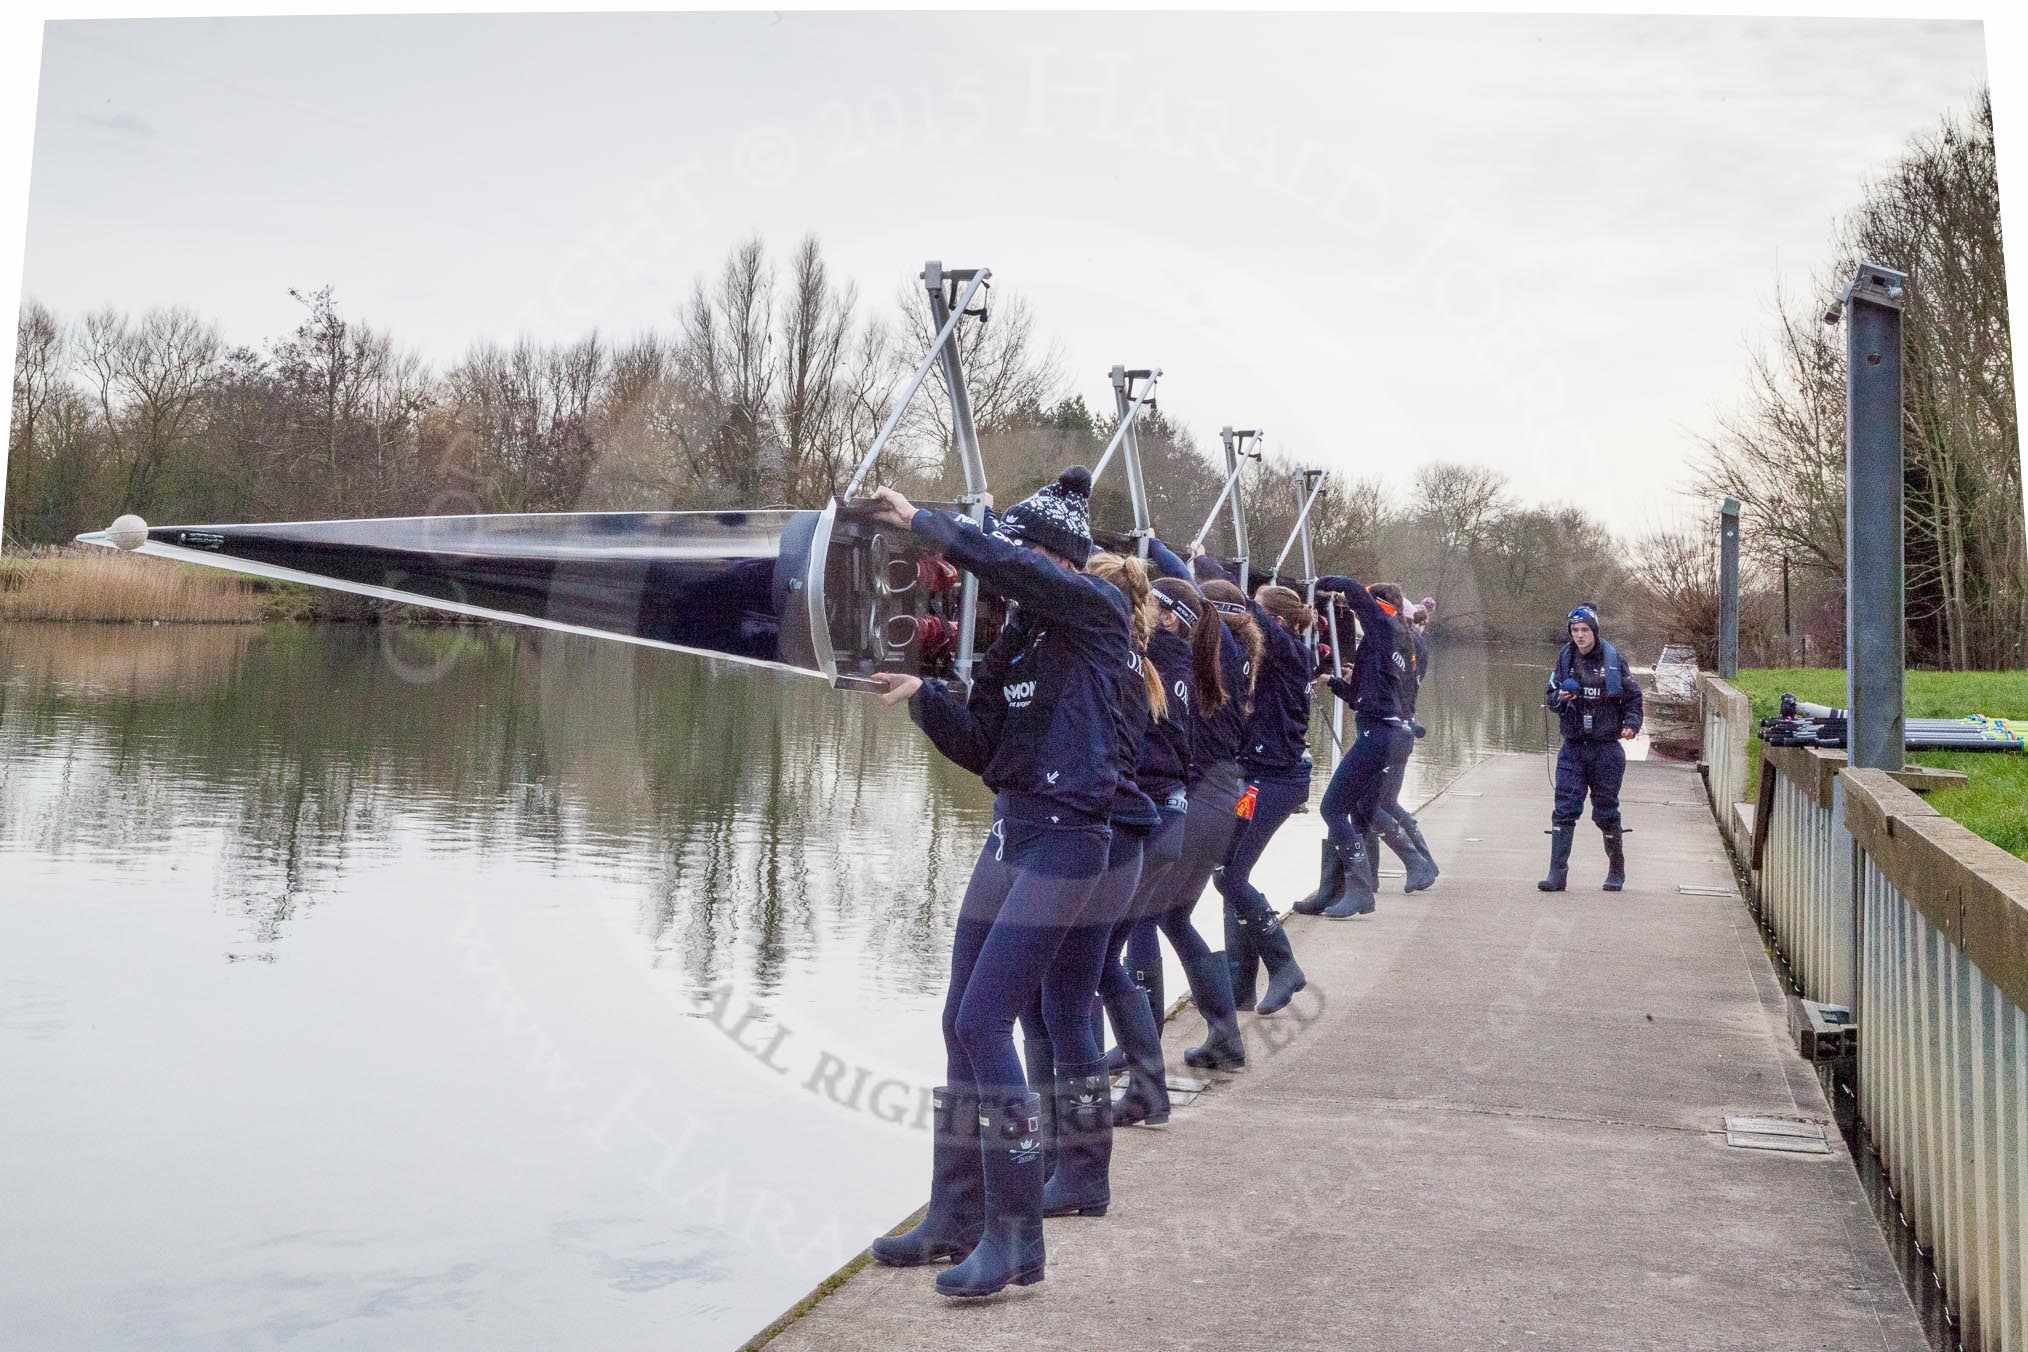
[1756, 745, 1857, 1008]
[1730, 708, 2028, 1350]
[1697, 673, 1752, 852]
[1846, 769, 2027, 1352]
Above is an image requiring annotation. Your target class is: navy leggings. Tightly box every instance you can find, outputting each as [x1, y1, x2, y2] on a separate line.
[1129, 763, 1243, 990]
[1098, 806, 1185, 1010]
[1023, 829, 1143, 1068]
[1217, 764, 1312, 923]
[944, 805, 1110, 1095]
[1373, 720, 1416, 830]
[1320, 717, 1411, 858]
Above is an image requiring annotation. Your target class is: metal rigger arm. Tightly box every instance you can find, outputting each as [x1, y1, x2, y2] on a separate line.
[1089, 366, 1161, 560]
[1191, 427, 1263, 581]
[834, 260, 993, 689]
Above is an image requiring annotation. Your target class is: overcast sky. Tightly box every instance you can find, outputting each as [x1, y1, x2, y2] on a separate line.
[20, 12, 1990, 532]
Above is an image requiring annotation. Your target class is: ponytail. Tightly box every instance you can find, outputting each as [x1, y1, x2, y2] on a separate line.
[1255, 584, 1316, 634]
[1086, 552, 1167, 721]
[1153, 575, 1226, 713]
[1198, 578, 1263, 702]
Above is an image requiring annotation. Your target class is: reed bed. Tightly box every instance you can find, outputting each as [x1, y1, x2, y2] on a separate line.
[0, 548, 261, 624]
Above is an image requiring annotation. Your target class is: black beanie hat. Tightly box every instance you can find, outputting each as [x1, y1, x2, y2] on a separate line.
[999, 466, 1095, 563]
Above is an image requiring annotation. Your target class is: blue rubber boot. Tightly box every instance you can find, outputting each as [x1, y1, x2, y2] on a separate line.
[1245, 900, 1308, 1015]
[1022, 1033, 1057, 1181]
[1602, 824, 1626, 892]
[1322, 838, 1378, 919]
[1180, 951, 1247, 1070]
[1223, 875, 1259, 1010]
[870, 1086, 983, 1267]
[1399, 813, 1440, 879]
[1103, 984, 1171, 1128]
[1128, 918, 1166, 1035]
[1538, 823, 1574, 892]
[936, 1093, 1046, 1298]
[1041, 1060, 1111, 1218]
[1291, 839, 1343, 915]
[1378, 818, 1439, 893]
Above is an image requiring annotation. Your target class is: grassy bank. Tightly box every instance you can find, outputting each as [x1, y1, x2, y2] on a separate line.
[1, 549, 464, 625]
[1733, 668, 2028, 860]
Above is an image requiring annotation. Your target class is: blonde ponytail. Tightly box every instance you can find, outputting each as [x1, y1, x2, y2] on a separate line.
[1086, 552, 1167, 721]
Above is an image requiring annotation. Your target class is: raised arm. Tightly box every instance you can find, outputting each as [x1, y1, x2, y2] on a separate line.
[1145, 535, 1191, 582]
[911, 508, 1118, 629]
[1315, 574, 1389, 631]
[1190, 552, 1239, 588]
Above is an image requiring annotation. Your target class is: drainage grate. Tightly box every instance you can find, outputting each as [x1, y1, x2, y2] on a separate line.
[1724, 1117, 1832, 1154]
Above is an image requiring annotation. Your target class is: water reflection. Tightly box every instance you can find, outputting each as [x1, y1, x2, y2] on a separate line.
[0, 622, 1553, 1352]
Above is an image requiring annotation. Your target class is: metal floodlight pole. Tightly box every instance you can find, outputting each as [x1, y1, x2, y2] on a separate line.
[1718, 497, 1741, 679]
[1272, 466, 1328, 578]
[1832, 263, 1908, 772]
[842, 263, 991, 501]
[1094, 366, 1162, 559]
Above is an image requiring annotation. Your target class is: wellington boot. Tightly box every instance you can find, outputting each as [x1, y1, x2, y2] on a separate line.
[1378, 818, 1439, 893]
[1180, 951, 1247, 1070]
[1602, 823, 1626, 892]
[1291, 839, 1343, 915]
[936, 1093, 1046, 1297]
[1538, 823, 1575, 892]
[1400, 813, 1439, 874]
[870, 1085, 983, 1267]
[1041, 1060, 1111, 1217]
[1104, 984, 1171, 1128]
[1252, 911, 1308, 1016]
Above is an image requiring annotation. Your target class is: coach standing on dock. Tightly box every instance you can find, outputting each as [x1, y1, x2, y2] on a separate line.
[1539, 604, 1644, 893]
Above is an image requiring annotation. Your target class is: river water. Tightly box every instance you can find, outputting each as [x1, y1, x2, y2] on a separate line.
[0, 621, 1556, 1351]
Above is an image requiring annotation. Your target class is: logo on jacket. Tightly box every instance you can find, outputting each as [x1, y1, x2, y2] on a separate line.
[1045, 770, 1060, 784]
[1392, 651, 1408, 672]
[1003, 679, 1037, 707]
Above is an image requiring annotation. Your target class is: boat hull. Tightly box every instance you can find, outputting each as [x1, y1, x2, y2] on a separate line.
[79, 506, 992, 687]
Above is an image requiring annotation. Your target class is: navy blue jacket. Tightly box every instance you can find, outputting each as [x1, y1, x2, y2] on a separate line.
[1138, 628, 1195, 800]
[1197, 625, 1251, 775]
[1111, 648, 1162, 829]
[1145, 536, 1247, 777]
[1406, 628, 1429, 717]
[1191, 554, 1311, 777]
[1316, 576, 1415, 721]
[906, 507, 1134, 827]
[1547, 638, 1644, 743]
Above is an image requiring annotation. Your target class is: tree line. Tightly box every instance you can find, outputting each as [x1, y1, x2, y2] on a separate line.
[1683, 88, 2024, 671]
[7, 233, 1644, 648]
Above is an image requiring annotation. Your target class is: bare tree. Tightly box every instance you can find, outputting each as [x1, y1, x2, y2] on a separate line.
[8, 302, 66, 538]
[775, 235, 858, 505]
